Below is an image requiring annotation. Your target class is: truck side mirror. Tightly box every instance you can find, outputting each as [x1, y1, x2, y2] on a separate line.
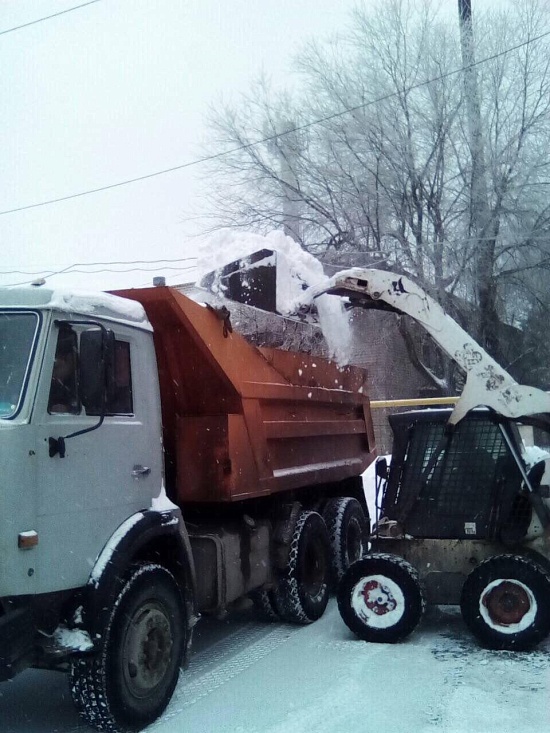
[79, 328, 115, 414]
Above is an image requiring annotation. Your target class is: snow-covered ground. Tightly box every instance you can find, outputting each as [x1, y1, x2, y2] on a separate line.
[3, 462, 550, 733]
[3, 599, 550, 733]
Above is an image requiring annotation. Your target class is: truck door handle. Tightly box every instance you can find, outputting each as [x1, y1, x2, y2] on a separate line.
[132, 465, 151, 478]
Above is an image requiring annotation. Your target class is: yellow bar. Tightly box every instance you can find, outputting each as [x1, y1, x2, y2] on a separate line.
[371, 397, 459, 408]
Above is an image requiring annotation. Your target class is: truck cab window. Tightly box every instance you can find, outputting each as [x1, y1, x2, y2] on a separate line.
[109, 340, 133, 414]
[0, 311, 39, 418]
[48, 326, 79, 414]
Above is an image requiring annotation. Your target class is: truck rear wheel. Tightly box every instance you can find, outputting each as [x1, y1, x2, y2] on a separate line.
[251, 588, 280, 621]
[460, 554, 550, 651]
[273, 510, 331, 624]
[323, 497, 370, 584]
[70, 563, 186, 732]
[337, 553, 425, 643]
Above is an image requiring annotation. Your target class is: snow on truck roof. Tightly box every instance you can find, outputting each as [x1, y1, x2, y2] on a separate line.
[0, 286, 151, 330]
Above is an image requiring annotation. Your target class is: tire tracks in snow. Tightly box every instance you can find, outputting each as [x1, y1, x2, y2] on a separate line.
[152, 619, 304, 726]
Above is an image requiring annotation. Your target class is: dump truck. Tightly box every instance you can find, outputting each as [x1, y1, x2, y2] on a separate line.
[0, 284, 375, 731]
[205, 253, 550, 651]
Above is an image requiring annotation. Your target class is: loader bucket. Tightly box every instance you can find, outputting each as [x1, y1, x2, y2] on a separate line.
[199, 248, 278, 312]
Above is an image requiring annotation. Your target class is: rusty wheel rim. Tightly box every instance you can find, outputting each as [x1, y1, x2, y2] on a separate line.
[480, 579, 536, 631]
[351, 574, 405, 629]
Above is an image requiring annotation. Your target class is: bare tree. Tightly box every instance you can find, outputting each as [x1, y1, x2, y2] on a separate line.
[200, 0, 550, 389]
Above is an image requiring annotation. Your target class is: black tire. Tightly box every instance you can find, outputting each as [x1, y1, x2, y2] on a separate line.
[337, 553, 425, 643]
[251, 588, 280, 621]
[460, 554, 550, 651]
[323, 497, 370, 584]
[70, 564, 186, 732]
[273, 510, 331, 624]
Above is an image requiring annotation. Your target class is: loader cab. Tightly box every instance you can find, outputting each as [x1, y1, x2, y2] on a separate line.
[377, 408, 530, 542]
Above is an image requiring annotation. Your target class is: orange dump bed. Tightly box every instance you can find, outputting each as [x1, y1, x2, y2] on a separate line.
[115, 286, 376, 503]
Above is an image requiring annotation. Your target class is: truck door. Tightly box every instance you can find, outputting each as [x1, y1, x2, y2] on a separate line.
[34, 322, 163, 594]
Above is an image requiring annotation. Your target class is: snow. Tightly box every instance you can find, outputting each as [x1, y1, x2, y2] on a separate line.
[195, 230, 353, 364]
[523, 445, 550, 469]
[51, 626, 94, 653]
[2, 285, 151, 330]
[48, 288, 151, 330]
[88, 512, 144, 586]
[3, 601, 550, 733]
[151, 481, 179, 512]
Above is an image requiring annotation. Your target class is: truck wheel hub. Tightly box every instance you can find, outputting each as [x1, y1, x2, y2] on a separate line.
[122, 603, 173, 696]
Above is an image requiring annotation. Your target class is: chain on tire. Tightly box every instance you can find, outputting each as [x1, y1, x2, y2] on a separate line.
[69, 563, 186, 732]
[273, 510, 331, 624]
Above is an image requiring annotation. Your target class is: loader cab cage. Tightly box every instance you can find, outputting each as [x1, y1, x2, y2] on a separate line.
[380, 409, 526, 541]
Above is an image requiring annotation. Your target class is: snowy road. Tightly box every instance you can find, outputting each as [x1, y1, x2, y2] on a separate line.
[2, 599, 550, 733]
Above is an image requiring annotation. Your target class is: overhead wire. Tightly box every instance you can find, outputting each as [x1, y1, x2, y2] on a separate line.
[0, 257, 197, 287]
[0, 1, 101, 37]
[0, 255, 197, 276]
[1, 28, 550, 217]
[3, 265, 198, 288]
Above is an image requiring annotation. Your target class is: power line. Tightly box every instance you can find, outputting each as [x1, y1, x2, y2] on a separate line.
[3, 264, 198, 288]
[0, 1, 101, 37]
[2, 28, 550, 217]
[0, 255, 197, 276]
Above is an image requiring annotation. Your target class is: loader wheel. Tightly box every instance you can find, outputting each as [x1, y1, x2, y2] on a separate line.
[69, 564, 186, 732]
[273, 510, 331, 624]
[323, 497, 370, 584]
[337, 553, 425, 643]
[460, 554, 550, 651]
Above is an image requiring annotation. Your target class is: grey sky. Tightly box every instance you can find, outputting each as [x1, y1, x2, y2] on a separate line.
[1, 0, 502, 291]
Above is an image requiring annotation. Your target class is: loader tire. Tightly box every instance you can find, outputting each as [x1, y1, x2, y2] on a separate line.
[69, 563, 186, 732]
[460, 554, 550, 651]
[337, 553, 425, 643]
[323, 497, 370, 584]
[273, 510, 331, 624]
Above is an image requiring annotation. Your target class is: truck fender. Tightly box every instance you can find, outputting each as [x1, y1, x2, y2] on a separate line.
[81, 508, 198, 663]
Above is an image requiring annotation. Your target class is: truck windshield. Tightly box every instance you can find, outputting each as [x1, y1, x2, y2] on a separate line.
[0, 312, 39, 418]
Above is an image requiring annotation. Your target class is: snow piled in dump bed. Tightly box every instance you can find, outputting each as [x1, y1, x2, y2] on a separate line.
[195, 230, 352, 364]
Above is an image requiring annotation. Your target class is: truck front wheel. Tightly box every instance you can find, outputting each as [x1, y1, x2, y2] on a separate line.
[273, 510, 331, 624]
[460, 554, 550, 651]
[70, 563, 186, 732]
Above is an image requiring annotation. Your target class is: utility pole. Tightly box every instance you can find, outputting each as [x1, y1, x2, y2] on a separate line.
[458, 0, 499, 357]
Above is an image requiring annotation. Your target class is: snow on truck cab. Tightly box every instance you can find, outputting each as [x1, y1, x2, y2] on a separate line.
[0, 284, 375, 732]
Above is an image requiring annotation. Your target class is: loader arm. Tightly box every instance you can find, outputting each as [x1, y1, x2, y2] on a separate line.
[304, 268, 550, 425]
